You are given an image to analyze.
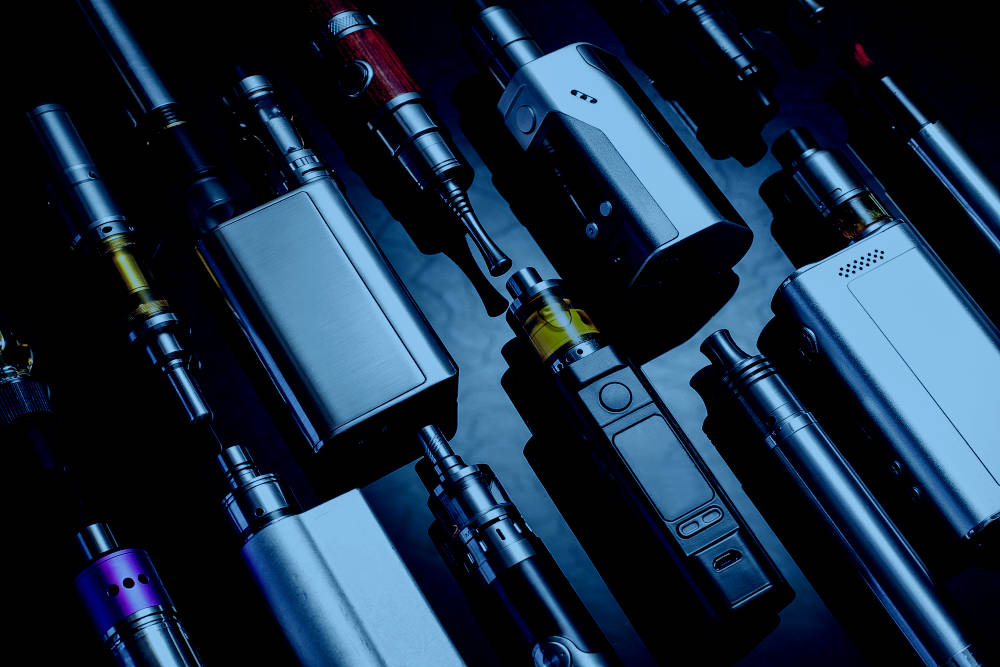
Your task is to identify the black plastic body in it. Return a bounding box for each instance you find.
[552,344,789,618]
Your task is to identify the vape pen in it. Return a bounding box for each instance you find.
[701,329,982,667]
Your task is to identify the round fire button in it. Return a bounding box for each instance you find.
[599,382,632,412]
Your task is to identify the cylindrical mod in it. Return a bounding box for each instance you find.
[218,444,466,667]
[28,104,211,424]
[701,330,982,667]
[305,0,511,276]
[77,0,235,232]
[74,523,202,667]
[849,44,1000,259]
[506,269,791,621]
[417,424,621,667]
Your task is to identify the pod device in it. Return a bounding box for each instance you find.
[31,101,465,667]
[78,0,458,489]
[304,0,511,276]
[506,268,791,620]
[768,127,1000,544]
[701,329,982,667]
[416,424,621,667]
[461,1,752,291]
[0,326,202,667]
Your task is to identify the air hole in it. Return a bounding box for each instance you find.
[496,528,506,541]
[576,348,583,354]
[107,584,119,597]
[713,550,742,571]
[102,225,112,233]
[138,574,149,585]
[254,507,264,517]
[123,577,135,589]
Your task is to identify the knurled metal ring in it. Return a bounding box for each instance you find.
[327,11,374,40]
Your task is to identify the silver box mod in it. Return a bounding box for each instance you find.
[772,220,1000,541]
[497,43,752,289]
[198,175,457,487]
[242,489,465,667]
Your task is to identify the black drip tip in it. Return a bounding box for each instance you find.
[700,329,752,373]
[772,126,819,170]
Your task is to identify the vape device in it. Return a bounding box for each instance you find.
[768,127,1000,543]
[416,425,621,667]
[78,0,458,488]
[506,268,791,620]
[304,0,511,277]
[849,43,1000,260]
[701,330,982,667]
[31,100,466,667]
[219,444,466,667]
[0,326,202,667]
[461,1,752,291]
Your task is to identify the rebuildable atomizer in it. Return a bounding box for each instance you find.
[506,268,791,621]
[768,127,1000,545]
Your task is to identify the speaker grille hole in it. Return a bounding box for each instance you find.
[837,249,886,278]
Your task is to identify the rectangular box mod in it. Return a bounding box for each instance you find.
[198,175,458,488]
[771,220,1000,542]
[242,489,465,667]
[497,43,752,290]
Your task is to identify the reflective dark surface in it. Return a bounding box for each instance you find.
[3,1,999,665]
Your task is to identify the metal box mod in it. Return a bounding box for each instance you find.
[242,489,465,667]
[198,175,458,487]
[771,219,1000,541]
[497,43,752,289]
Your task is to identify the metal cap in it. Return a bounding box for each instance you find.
[701,329,752,374]
[75,522,120,564]
[506,267,543,300]
[772,126,818,170]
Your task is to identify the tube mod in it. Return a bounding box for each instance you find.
[701,330,982,667]
[304,0,511,276]
[75,523,203,667]
[768,127,1000,543]
[1,327,201,667]
[849,43,1000,260]
[416,425,621,667]
[461,2,752,291]
[506,268,790,620]
[28,103,210,426]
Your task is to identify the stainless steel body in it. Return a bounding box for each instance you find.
[198,174,457,485]
[702,331,981,667]
[477,5,751,289]
[909,121,1000,258]
[240,488,465,667]
[772,220,1000,541]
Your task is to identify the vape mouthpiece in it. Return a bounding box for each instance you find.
[75,522,119,564]
[700,329,752,373]
[417,424,460,469]
[464,2,544,88]
[506,267,543,300]
[772,126,819,171]
[218,445,295,540]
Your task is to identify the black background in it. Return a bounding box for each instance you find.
[3,1,1000,665]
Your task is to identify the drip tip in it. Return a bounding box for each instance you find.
[700,329,752,373]
[506,267,543,300]
[439,180,511,276]
[772,126,819,170]
[75,522,119,564]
